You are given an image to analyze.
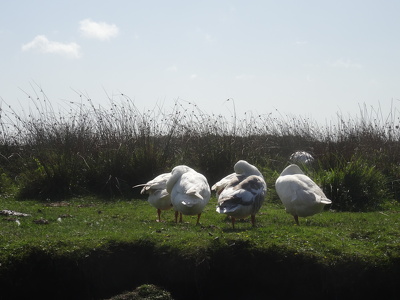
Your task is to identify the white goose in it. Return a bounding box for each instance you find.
[211,172,236,199]
[133,173,172,222]
[275,164,332,225]
[166,165,211,225]
[213,160,267,228]
[289,151,315,165]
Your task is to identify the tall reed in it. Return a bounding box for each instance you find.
[0,89,399,208]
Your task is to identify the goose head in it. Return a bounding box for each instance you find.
[234,160,263,177]
[280,164,305,176]
[166,165,194,193]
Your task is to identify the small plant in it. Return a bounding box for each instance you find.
[106,284,174,300]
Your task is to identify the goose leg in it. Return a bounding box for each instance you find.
[196,213,201,225]
[294,215,299,226]
[157,209,161,222]
[231,217,236,229]
[251,214,256,227]
[179,212,183,223]
[175,211,179,223]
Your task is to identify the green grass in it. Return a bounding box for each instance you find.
[1,194,399,269]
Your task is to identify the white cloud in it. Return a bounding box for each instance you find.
[79,19,119,40]
[328,59,362,69]
[190,74,198,79]
[21,35,81,58]
[167,65,178,72]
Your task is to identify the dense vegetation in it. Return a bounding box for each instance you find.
[1,91,399,211]
[1,90,400,299]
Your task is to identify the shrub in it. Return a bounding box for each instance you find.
[16,154,86,200]
[319,156,390,211]
[0,171,13,194]
[386,164,400,202]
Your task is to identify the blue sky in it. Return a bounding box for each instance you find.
[1,0,400,124]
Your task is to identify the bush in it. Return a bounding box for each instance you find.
[16,154,86,200]
[319,156,390,211]
[0,171,14,194]
[386,164,400,202]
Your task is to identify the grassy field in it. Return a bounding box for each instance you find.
[1,194,400,300]
[0,94,400,298]
[1,194,399,265]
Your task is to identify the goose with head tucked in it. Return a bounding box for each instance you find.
[211,172,236,199]
[133,173,172,222]
[166,165,211,225]
[213,160,267,228]
[275,164,332,225]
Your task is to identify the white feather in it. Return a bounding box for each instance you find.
[275,164,332,225]
[214,160,267,227]
[289,151,314,165]
[167,165,211,223]
[133,172,172,221]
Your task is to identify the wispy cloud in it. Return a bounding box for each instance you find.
[295,40,307,45]
[196,28,214,43]
[79,19,119,40]
[328,58,362,69]
[167,65,178,72]
[21,35,81,58]
[204,33,213,42]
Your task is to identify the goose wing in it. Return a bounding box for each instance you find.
[133,173,171,194]
[217,175,266,213]
[211,172,236,196]
[180,171,211,201]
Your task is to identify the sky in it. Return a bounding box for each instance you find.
[1,0,400,125]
